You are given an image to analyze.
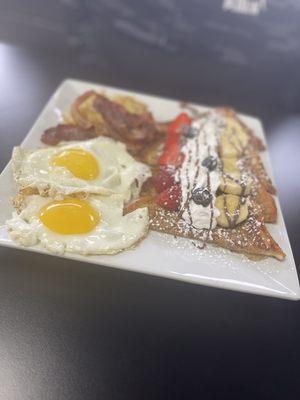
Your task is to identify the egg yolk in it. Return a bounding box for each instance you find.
[52,149,99,180]
[39,198,100,234]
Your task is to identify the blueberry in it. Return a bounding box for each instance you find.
[202,156,218,171]
[191,187,212,207]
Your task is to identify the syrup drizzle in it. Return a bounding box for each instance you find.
[166,108,257,254]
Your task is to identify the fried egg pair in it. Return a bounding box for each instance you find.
[12,137,150,202]
[7,194,148,255]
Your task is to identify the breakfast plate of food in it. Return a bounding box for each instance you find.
[0,79,298,299]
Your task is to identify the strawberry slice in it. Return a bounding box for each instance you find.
[156,184,181,211]
[153,167,175,193]
[159,112,192,166]
[158,143,180,166]
[168,112,192,135]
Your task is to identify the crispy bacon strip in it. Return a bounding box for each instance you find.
[41,124,98,145]
[93,94,158,143]
[43,92,167,152]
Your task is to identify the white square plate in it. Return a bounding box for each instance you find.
[0,79,299,300]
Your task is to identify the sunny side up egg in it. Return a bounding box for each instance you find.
[6,195,149,255]
[12,137,151,203]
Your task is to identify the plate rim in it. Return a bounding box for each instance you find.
[0,77,299,300]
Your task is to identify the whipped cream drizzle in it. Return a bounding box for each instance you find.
[176,112,226,232]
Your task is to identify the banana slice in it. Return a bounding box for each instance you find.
[215,194,248,228]
[222,157,239,174]
[220,156,252,195]
[219,118,249,157]
[219,173,252,196]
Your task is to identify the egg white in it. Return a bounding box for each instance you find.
[6,194,149,255]
[12,137,151,203]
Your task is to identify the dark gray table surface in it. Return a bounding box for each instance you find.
[0,1,300,399]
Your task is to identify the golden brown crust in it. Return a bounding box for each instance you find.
[250,185,277,223]
[234,151,277,222]
[211,204,285,260]
[243,152,276,195]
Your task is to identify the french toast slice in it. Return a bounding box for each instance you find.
[124,189,285,260]
[125,107,285,260]
[211,203,284,260]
